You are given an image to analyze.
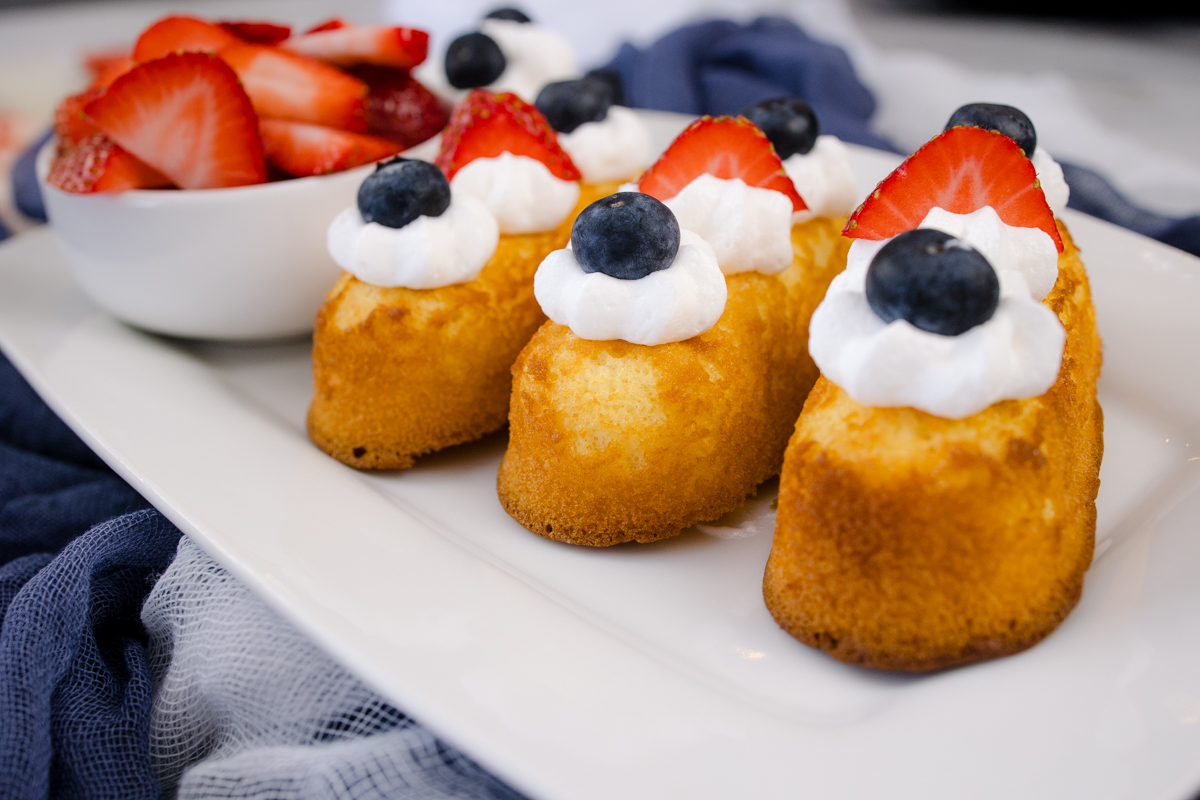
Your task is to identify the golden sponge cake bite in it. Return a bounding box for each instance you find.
[764,123,1102,672]
[498,115,853,546]
[308,91,601,469]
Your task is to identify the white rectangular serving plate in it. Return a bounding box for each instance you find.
[2,126,1200,800]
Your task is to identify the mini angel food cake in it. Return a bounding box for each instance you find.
[764,124,1102,672]
[308,91,605,469]
[498,117,853,546]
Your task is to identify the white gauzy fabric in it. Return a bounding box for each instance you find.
[141,537,526,800]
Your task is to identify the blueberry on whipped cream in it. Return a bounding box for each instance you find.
[327,157,499,290]
[865,229,999,337]
[743,96,857,222]
[572,192,679,280]
[444,32,507,89]
[484,7,532,22]
[534,193,726,345]
[946,103,1069,215]
[742,97,818,159]
[536,77,651,184]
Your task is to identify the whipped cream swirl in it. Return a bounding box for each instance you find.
[451,152,580,234]
[808,207,1066,419]
[783,135,858,223]
[660,174,794,275]
[1031,146,1069,217]
[534,230,726,345]
[480,19,578,102]
[327,194,499,289]
[558,106,652,184]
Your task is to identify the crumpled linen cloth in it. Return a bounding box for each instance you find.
[0,352,525,800]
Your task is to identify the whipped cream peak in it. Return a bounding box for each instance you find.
[480,19,578,102]
[912,205,1059,301]
[534,229,726,345]
[1031,146,1069,217]
[783,135,857,223]
[327,193,499,290]
[558,106,652,184]
[450,152,580,234]
[661,174,794,275]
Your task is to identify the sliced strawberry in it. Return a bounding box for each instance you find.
[348,65,448,148]
[47,133,173,193]
[132,16,241,63]
[217,20,292,45]
[84,52,266,190]
[219,43,368,132]
[281,25,428,70]
[55,88,105,150]
[88,55,135,89]
[638,116,805,212]
[259,119,402,176]
[435,90,579,181]
[306,18,348,34]
[844,126,1062,251]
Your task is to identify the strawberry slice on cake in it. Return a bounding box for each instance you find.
[845,125,1063,251]
[435,89,579,181]
[638,115,806,212]
[83,52,266,190]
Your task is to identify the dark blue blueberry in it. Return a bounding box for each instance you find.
[535,77,614,134]
[484,7,532,22]
[584,67,625,108]
[945,103,1037,156]
[572,193,680,281]
[444,32,506,89]
[357,158,451,229]
[741,97,819,159]
[865,229,1000,336]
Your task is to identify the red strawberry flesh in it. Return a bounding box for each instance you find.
[348,65,448,148]
[217,20,292,45]
[282,25,429,70]
[436,90,579,181]
[55,88,105,150]
[638,116,806,212]
[219,43,368,132]
[259,119,402,176]
[845,125,1062,251]
[133,16,240,63]
[83,52,266,190]
[48,133,173,193]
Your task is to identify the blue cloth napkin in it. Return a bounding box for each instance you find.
[604,15,1200,258]
[0,352,178,799]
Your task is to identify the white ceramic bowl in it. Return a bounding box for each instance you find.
[37,141,371,340]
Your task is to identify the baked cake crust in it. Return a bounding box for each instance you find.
[764,222,1103,671]
[497,216,851,545]
[307,181,619,469]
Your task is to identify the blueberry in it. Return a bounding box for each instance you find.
[444,32,506,89]
[865,229,1000,336]
[357,158,451,229]
[484,7,532,22]
[536,77,614,134]
[572,193,680,281]
[584,67,625,108]
[945,103,1036,156]
[741,97,819,159]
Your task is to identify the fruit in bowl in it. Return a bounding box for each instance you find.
[39,14,449,340]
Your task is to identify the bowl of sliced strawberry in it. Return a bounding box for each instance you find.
[38,15,449,340]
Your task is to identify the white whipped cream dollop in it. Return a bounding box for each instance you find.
[661,174,794,275]
[807,209,1066,419]
[534,230,726,345]
[558,106,652,184]
[783,135,858,223]
[1031,146,1069,217]
[327,194,499,290]
[480,19,578,102]
[450,152,580,235]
